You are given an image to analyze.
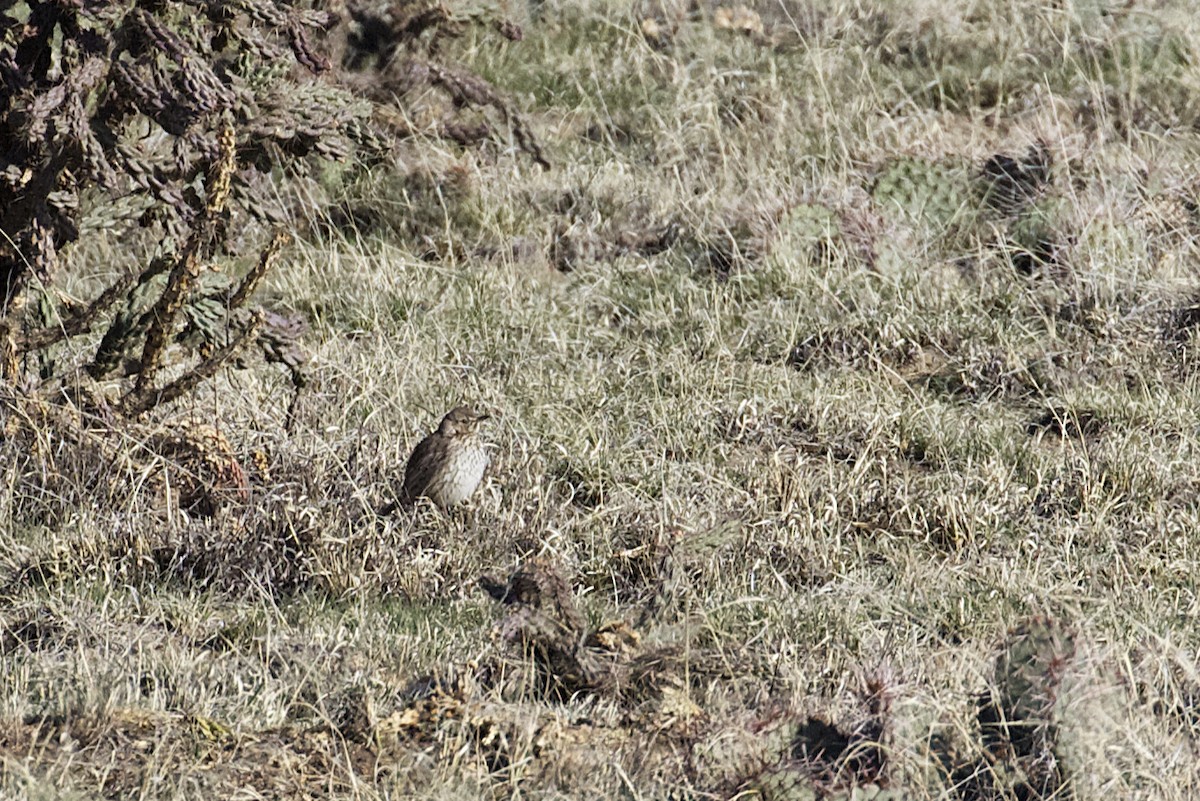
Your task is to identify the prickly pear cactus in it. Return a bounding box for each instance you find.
[983,616,1133,801]
[871,156,976,231]
[753,767,819,801]
[774,201,843,268]
[976,617,1074,795]
[991,617,1075,746]
[780,201,840,242]
[694,712,798,795]
[1007,196,1066,250]
[1001,194,1069,274]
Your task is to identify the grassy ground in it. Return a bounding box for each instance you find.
[4,0,1200,798]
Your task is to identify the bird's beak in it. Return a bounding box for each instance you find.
[476,412,492,421]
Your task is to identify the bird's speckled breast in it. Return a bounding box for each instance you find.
[430,442,489,506]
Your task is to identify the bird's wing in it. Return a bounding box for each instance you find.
[399,435,437,502]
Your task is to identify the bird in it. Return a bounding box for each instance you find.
[378,405,490,514]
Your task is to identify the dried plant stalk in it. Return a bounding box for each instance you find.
[129,242,202,401]
[0,323,17,382]
[229,230,290,310]
[86,257,173,380]
[121,313,264,418]
[206,125,238,216]
[129,124,236,402]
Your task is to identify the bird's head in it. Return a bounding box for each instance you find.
[438,405,489,437]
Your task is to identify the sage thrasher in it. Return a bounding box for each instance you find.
[379,406,490,514]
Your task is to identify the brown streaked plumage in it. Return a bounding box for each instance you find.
[379,406,490,514]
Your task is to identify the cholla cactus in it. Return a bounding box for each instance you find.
[0,1,376,412]
[2,1,544,416]
[1,2,353,302]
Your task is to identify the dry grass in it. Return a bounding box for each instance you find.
[3,0,1200,798]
